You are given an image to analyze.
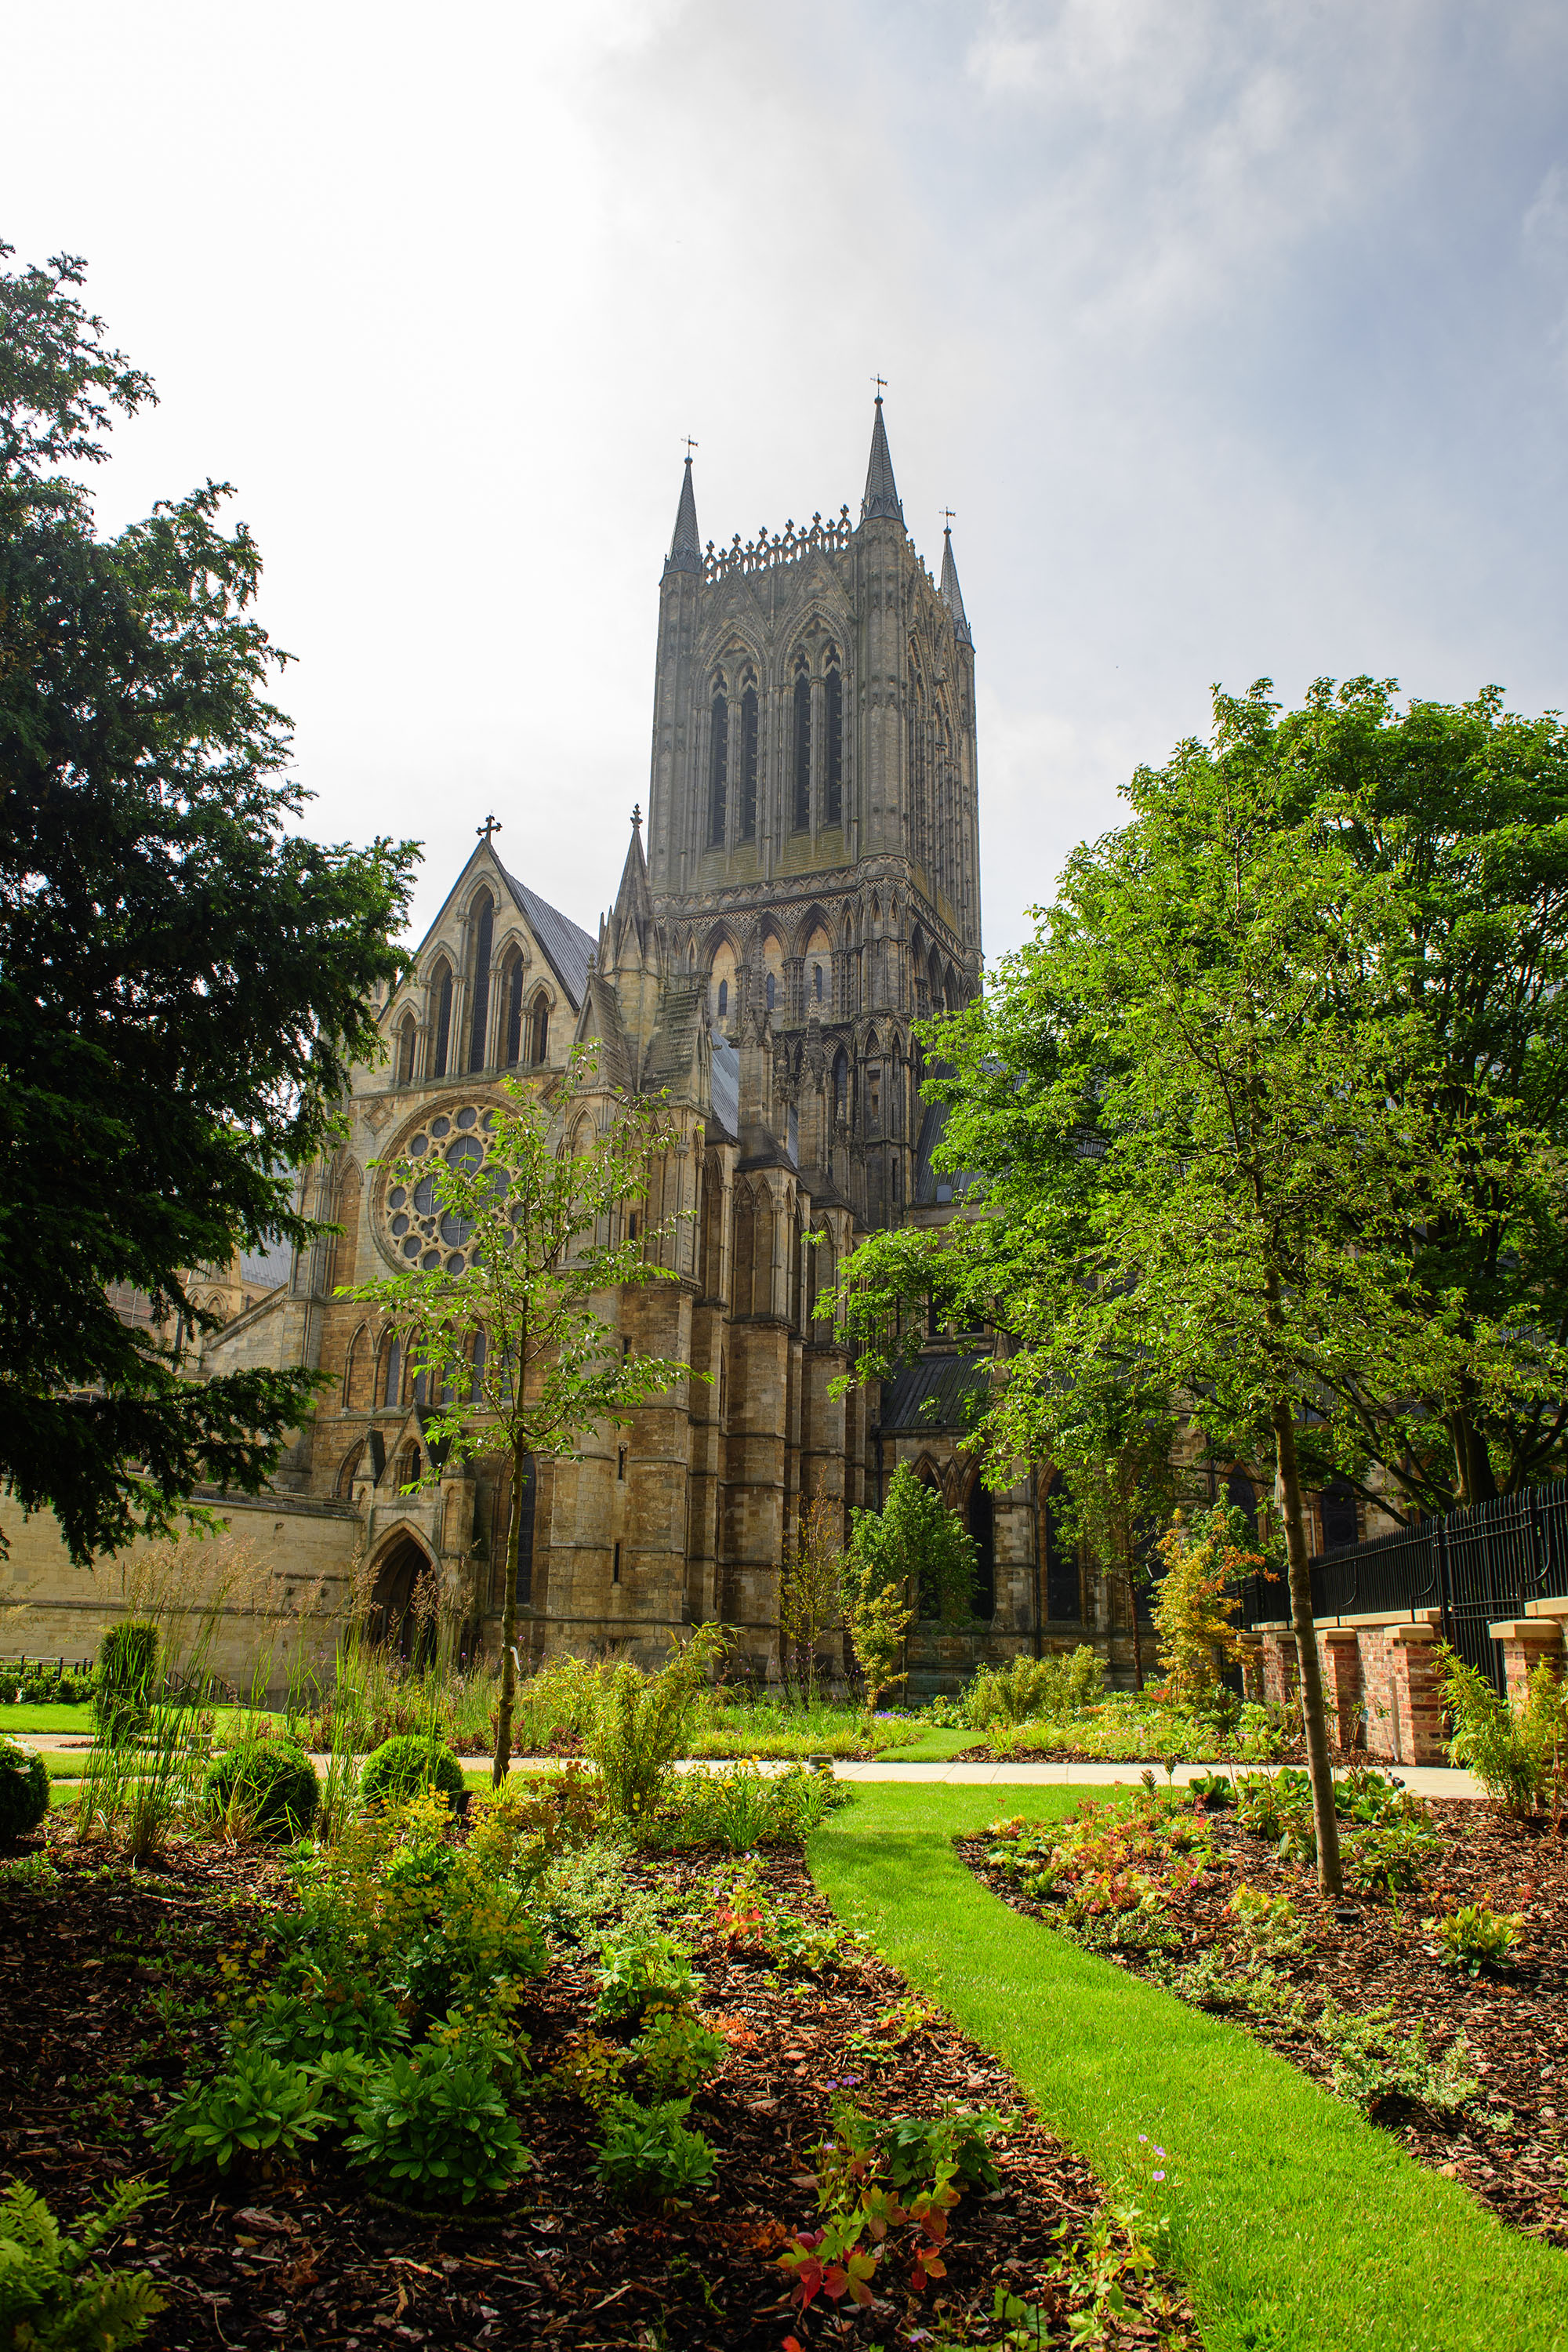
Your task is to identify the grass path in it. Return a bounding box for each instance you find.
[808,1783,1568,2352]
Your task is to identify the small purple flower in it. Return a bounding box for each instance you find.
[1155,2146,1166,2158]
[1152,2170,1166,2182]
[1138,2133,1148,2143]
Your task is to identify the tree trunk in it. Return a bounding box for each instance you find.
[1269,1394,1344,1896]
[492,1432,527,1790]
[1125,1569,1145,1690]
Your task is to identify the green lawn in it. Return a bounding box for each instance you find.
[877,1726,976,1762]
[4,1704,97,1733]
[809,1783,1568,2352]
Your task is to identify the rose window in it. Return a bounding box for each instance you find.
[383,1106,501,1275]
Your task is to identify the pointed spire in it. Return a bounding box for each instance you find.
[663,454,702,579]
[611,804,656,963]
[860,394,904,527]
[939,525,973,648]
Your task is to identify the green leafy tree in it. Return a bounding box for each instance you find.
[1045,1385,1178,1691]
[1149,1508,1258,1706]
[0,245,416,1562]
[778,1489,846,1706]
[841,1461,978,1706]
[346,1057,705,1786]
[834,681,1547,1893]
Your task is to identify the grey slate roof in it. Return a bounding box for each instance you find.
[880,1349,989,1435]
[497,862,595,1011]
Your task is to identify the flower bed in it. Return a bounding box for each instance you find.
[0,1801,1196,2350]
[961,1773,1568,2245]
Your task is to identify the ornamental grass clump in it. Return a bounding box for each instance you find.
[93,1621,160,1745]
[586,1624,726,1824]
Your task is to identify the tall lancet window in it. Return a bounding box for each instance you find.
[397,1011,416,1083]
[430,960,454,1079]
[739,674,759,839]
[503,952,524,1065]
[531,993,550,1064]
[468,891,494,1069]
[792,654,811,830]
[708,677,728,847]
[824,648,843,827]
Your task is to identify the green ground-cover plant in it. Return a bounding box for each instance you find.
[0,1739,49,1842]
[156,2045,324,2175]
[642,1759,848,1852]
[633,2009,727,2099]
[0,2176,165,2351]
[593,1930,702,2024]
[358,1733,465,1809]
[592,2093,717,2201]
[968,1690,1286,1765]
[202,1738,319,1841]
[810,1781,1568,2352]
[344,2039,529,2207]
[1425,1903,1524,1976]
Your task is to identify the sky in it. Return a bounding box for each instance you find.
[7,0,1568,963]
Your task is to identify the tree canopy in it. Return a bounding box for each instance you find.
[0,245,416,1561]
[835,677,1568,1888]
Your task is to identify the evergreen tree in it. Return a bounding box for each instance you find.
[0,245,415,1562]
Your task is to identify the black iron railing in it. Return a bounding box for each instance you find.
[1242,1482,1568,1693]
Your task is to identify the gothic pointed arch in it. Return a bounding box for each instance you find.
[962,1463,996,1621]
[366,1525,439,1657]
[396,1009,416,1083]
[427,953,455,1080]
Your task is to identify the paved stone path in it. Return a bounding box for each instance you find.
[18,1731,1483,1801]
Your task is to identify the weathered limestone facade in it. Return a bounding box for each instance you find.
[5,405,1109,1693]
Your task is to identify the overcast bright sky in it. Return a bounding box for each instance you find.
[8,1,1568,960]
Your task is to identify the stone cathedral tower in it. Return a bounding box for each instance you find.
[645,398,981,1230]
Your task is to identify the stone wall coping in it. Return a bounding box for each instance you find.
[1525,1596,1568,1621]
[1253,1606,1442,1634]
[1489,1617,1566,1643]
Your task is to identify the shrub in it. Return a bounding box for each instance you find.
[1149,1509,1254,1704]
[1189,1770,1234,1808]
[593,1932,703,2024]
[156,2045,323,2173]
[203,1740,319,1841]
[634,2009,727,2099]
[359,1733,466,1808]
[94,1623,160,1744]
[592,2094,717,2200]
[1439,1648,1566,1816]
[966,1648,1104,1730]
[830,2102,1004,2195]
[0,2177,164,2351]
[1425,1901,1524,1976]
[0,1739,49,1842]
[587,1625,727,1824]
[1225,1883,1303,1958]
[1318,2002,1478,2114]
[344,2042,529,2206]
[1341,1817,1442,1896]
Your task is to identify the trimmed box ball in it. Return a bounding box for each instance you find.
[0,1740,49,1842]
[359,1733,466,1807]
[202,1740,320,1840]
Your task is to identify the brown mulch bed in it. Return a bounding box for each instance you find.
[0,1829,1198,2351]
[960,1795,1568,2245]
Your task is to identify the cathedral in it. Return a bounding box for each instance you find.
[6,401,1116,1694]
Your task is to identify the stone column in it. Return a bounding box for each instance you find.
[1489,1617,1566,1706]
[1388,1623,1446,1765]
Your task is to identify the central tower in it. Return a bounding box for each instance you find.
[644,399,980,1229]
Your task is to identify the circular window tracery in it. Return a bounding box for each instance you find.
[381,1107,503,1276]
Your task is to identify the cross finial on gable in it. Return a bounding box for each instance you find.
[631,803,642,829]
[477,813,503,844]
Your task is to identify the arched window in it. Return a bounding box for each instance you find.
[382,1334,401,1407]
[766,972,776,1011]
[739,677,759,839]
[1321,1477,1358,1552]
[468,1327,487,1404]
[824,648,843,826]
[1043,1485,1080,1621]
[968,1482,996,1621]
[833,1049,848,1121]
[503,953,525,1065]
[1226,1468,1258,1534]
[430,961,453,1080]
[709,678,728,847]
[468,891,493,1069]
[792,655,811,829]
[397,1011,416,1083]
[717,978,728,1018]
[531,993,549,1065]
[335,1443,364,1498]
